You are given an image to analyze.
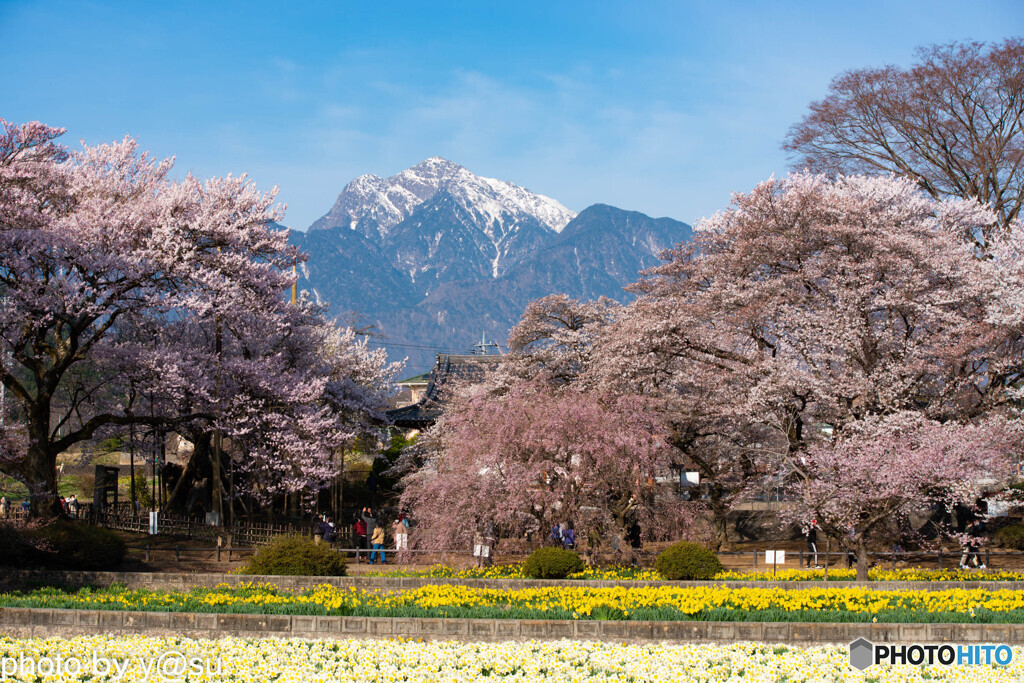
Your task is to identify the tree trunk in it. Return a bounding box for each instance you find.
[856,540,870,581]
[708,489,729,551]
[24,399,61,518]
[210,431,223,525]
[164,432,210,513]
[24,440,60,518]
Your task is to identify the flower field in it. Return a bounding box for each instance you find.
[364,564,1024,582]
[364,564,660,581]
[6,583,1024,623]
[715,568,1024,582]
[0,635,1020,682]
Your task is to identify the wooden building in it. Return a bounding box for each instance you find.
[387,353,501,430]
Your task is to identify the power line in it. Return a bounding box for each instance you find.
[365,340,466,352]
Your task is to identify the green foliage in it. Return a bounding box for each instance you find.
[0,475,28,498]
[24,521,126,570]
[382,430,416,459]
[523,547,585,579]
[243,535,348,576]
[994,523,1024,550]
[129,476,154,510]
[655,542,724,580]
[96,434,125,453]
[369,430,418,489]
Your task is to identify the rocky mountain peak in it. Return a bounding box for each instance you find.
[308,158,576,241]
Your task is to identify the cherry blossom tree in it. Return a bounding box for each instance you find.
[151,299,399,518]
[0,119,397,516]
[784,412,1014,580]
[399,380,701,552]
[500,294,619,387]
[594,172,1008,549]
[220,310,399,505]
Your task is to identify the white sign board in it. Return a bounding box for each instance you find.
[765,550,785,565]
[148,511,159,535]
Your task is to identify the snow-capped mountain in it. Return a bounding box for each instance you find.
[293,160,692,371]
[310,156,575,239]
[307,158,578,296]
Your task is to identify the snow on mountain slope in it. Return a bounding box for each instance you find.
[308,157,576,242]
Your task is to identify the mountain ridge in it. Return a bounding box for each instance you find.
[292,160,691,371]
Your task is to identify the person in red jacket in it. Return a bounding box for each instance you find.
[354,517,367,560]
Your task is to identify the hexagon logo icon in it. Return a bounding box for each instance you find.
[849,638,874,671]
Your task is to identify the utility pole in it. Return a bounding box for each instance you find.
[151,432,157,516]
[0,354,5,427]
[210,245,226,526]
[149,392,158,516]
[129,422,136,516]
[227,445,233,527]
[471,333,500,355]
[291,264,298,305]
[288,262,298,520]
[212,312,224,526]
[0,295,8,428]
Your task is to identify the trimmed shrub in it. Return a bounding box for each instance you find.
[24,520,126,570]
[523,547,585,579]
[655,542,723,580]
[994,523,1024,550]
[243,535,347,576]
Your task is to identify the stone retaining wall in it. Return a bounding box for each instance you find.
[3,569,1022,593]
[1,607,1021,645]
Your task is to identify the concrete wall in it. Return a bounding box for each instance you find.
[1,606,1021,644]
[3,569,1023,593]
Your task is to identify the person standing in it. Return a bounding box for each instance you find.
[68,494,79,519]
[845,527,856,569]
[370,523,387,564]
[361,507,377,551]
[960,520,986,569]
[393,514,410,564]
[561,522,576,551]
[322,515,337,543]
[484,520,497,566]
[805,521,820,569]
[473,525,489,568]
[354,517,367,559]
[0,496,8,519]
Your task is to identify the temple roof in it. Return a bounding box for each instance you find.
[387,353,502,429]
[396,372,431,385]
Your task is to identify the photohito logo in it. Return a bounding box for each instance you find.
[849,638,1013,670]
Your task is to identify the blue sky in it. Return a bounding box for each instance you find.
[2,1,1021,230]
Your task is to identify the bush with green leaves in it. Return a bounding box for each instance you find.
[655,541,723,580]
[523,547,585,579]
[129,477,154,510]
[243,535,347,576]
[24,520,126,570]
[994,523,1024,550]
